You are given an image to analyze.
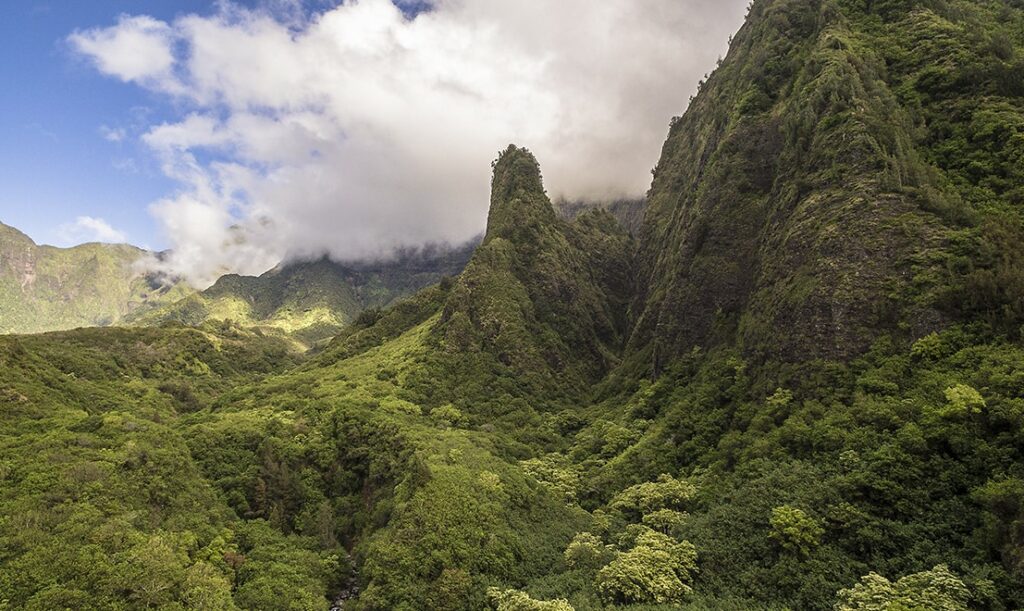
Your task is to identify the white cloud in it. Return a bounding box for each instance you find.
[70,0,748,287]
[69,15,180,87]
[112,157,140,174]
[57,216,128,245]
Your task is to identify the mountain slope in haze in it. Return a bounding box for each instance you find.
[0,222,191,334]
[0,215,477,346]
[556,198,647,236]
[132,242,478,348]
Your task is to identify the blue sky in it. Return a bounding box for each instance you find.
[0,1,221,248]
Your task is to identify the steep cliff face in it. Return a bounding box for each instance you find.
[629,0,1023,368]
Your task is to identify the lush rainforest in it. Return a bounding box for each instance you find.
[2,0,1024,609]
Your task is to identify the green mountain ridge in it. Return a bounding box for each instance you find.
[555,199,647,237]
[614,0,1024,369]
[130,243,478,349]
[0,220,478,346]
[439,146,635,392]
[2,0,1024,609]
[0,222,191,334]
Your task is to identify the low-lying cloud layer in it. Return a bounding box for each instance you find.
[70,0,747,287]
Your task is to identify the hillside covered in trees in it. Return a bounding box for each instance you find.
[2,0,1023,609]
[0,219,477,348]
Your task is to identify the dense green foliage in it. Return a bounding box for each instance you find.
[633,0,1024,366]
[0,222,191,334]
[835,564,971,610]
[131,245,476,350]
[3,0,1024,609]
[0,325,342,610]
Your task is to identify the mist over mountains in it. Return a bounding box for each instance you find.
[0,221,189,334]
[0,220,480,342]
[1,195,644,340]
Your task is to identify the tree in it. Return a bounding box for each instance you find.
[642,508,688,536]
[487,588,575,611]
[431,404,467,427]
[181,563,237,610]
[942,384,986,418]
[563,532,611,570]
[769,505,824,557]
[835,564,970,610]
[609,474,694,521]
[596,528,697,605]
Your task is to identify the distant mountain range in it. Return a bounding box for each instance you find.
[129,243,479,348]
[4,208,661,347]
[0,222,190,334]
[0,220,481,347]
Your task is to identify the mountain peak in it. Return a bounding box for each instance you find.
[0,222,36,248]
[484,145,557,242]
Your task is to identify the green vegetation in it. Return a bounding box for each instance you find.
[130,246,476,350]
[555,199,647,237]
[835,564,971,610]
[0,221,474,348]
[0,222,192,334]
[3,0,1024,609]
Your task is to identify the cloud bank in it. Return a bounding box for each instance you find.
[70,0,748,287]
